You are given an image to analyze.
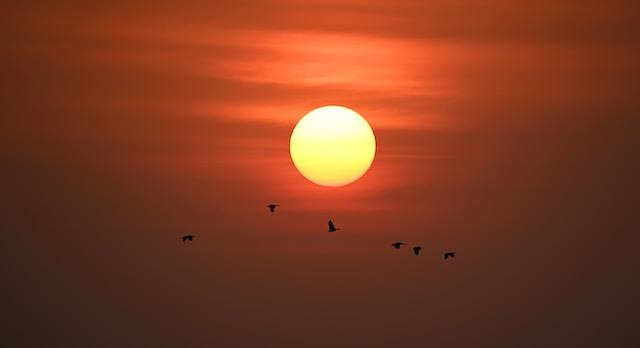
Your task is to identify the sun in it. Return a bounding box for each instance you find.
[290,106,376,187]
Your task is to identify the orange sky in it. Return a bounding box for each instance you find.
[2,1,639,347]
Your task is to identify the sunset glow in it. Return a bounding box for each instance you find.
[4,1,637,346]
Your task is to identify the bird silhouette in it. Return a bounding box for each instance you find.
[182,235,194,242]
[413,246,423,255]
[392,242,406,249]
[444,252,455,260]
[328,220,340,232]
[267,204,279,213]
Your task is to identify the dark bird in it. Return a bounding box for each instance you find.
[413,246,423,255]
[267,204,279,213]
[444,252,455,260]
[391,242,406,249]
[182,235,194,242]
[328,220,340,232]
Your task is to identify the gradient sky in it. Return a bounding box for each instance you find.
[2,1,639,347]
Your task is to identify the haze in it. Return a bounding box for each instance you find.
[2,1,639,347]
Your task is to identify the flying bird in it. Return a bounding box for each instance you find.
[328,220,340,232]
[391,242,406,249]
[182,235,194,242]
[444,252,455,260]
[413,246,423,255]
[267,204,279,213]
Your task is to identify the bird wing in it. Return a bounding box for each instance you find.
[328,220,335,230]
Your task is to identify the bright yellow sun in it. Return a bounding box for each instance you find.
[290,106,376,187]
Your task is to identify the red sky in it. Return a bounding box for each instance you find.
[2,1,639,347]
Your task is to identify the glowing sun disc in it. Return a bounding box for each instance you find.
[290,106,376,187]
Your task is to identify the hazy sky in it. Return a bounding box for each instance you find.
[2,1,639,347]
